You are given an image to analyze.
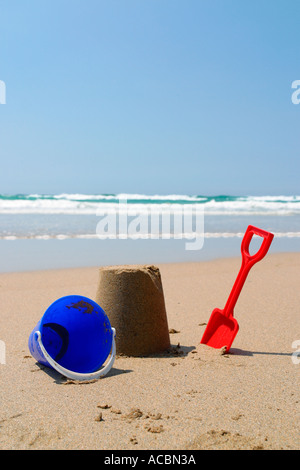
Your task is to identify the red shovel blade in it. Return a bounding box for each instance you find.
[201,308,239,352]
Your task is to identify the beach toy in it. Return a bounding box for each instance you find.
[28,295,116,381]
[201,225,274,352]
[95,265,170,356]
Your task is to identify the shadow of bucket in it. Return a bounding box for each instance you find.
[28,295,116,381]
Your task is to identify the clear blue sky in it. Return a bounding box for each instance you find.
[0,0,299,196]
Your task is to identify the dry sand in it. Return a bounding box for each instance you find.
[0,252,299,450]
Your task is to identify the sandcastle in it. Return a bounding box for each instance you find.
[95,264,170,356]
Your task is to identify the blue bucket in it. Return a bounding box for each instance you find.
[28,295,116,381]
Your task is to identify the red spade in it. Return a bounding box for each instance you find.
[200,225,274,352]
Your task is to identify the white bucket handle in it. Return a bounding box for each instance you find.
[35,328,116,381]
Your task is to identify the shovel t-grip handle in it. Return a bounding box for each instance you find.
[223,225,274,317]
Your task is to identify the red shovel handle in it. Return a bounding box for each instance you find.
[223,225,274,317]
[241,225,274,267]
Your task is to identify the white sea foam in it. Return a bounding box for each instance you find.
[0,194,300,215]
[1,232,300,241]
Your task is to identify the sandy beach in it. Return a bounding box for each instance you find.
[0,252,299,450]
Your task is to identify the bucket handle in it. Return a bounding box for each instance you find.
[34,328,116,381]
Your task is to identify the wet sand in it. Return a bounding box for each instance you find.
[0,252,299,450]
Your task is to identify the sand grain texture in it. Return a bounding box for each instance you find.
[0,253,299,450]
[95,264,170,356]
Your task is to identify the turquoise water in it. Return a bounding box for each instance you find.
[0,193,299,272]
[0,193,300,238]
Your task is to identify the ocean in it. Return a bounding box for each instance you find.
[0,193,299,272]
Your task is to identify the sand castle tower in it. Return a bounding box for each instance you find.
[95,265,170,356]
